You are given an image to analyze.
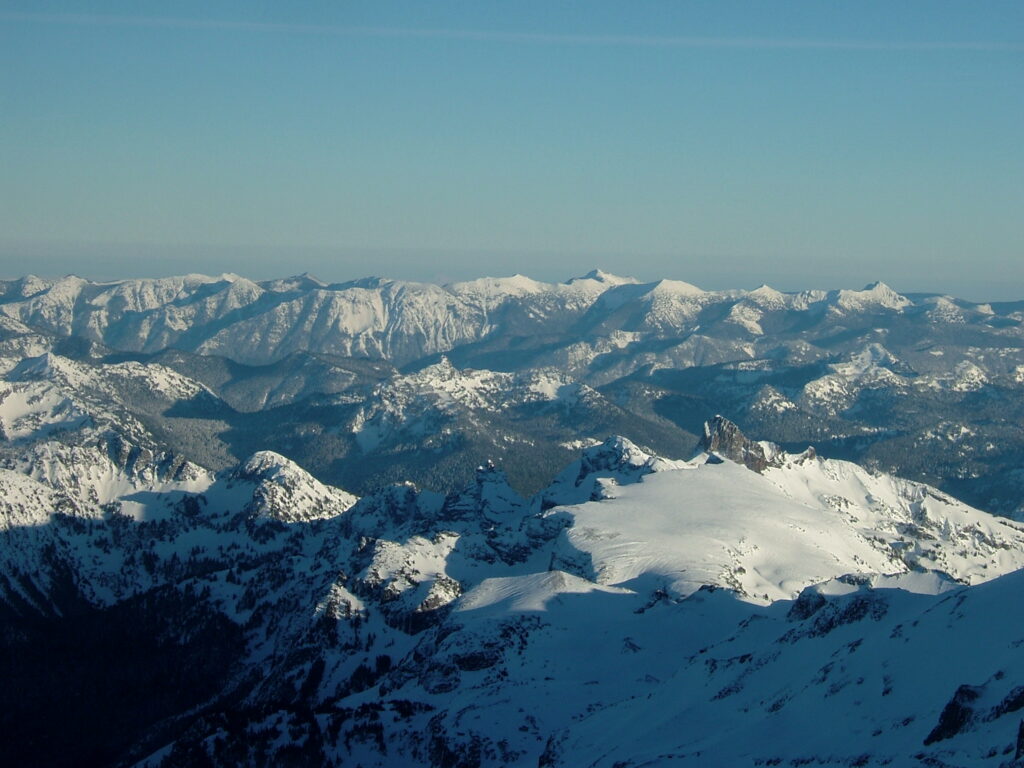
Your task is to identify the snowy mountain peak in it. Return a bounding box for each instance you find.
[743,283,789,311]
[237,449,309,482]
[649,277,706,296]
[832,281,913,312]
[260,272,328,293]
[472,458,517,496]
[568,268,637,285]
[5,274,51,299]
[441,459,526,522]
[447,273,548,297]
[236,451,357,522]
[9,351,63,380]
[862,280,892,292]
[542,436,670,507]
[583,434,654,471]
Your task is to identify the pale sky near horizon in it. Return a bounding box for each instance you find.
[1,2,1022,300]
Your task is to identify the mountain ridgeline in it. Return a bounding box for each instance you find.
[1,270,1022,514]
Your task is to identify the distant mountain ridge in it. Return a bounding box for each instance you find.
[2,270,1022,515]
[2,271,991,367]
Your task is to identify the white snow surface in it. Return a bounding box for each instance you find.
[551,447,1024,602]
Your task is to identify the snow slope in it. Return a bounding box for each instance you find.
[549,440,1024,603]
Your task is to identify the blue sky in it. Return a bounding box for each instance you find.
[1,2,1022,299]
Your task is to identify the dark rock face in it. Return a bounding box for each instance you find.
[996,686,1024,718]
[701,415,779,474]
[786,589,827,622]
[924,684,983,745]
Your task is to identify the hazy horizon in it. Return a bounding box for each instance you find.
[2,1,1022,302]
[2,249,1015,303]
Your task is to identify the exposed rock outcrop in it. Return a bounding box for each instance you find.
[701,415,781,473]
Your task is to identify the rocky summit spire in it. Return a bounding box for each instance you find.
[701,415,778,474]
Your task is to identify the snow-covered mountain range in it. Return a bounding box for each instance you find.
[2,271,1024,766]
[1,271,1014,371]
[1,271,1022,514]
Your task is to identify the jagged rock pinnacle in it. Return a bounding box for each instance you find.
[701,415,775,474]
